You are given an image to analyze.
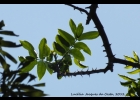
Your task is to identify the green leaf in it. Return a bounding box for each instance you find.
[38,38,47,59]
[0,40,21,48]
[25,56,36,61]
[20,60,37,73]
[118,74,136,81]
[69,19,76,37]
[125,93,129,97]
[44,44,51,57]
[57,74,63,80]
[28,74,36,83]
[28,90,46,97]
[70,48,85,61]
[18,56,25,62]
[120,81,132,87]
[0,55,8,71]
[132,81,137,88]
[74,58,88,68]
[127,69,140,74]
[128,88,137,97]
[78,31,99,41]
[37,60,47,80]
[13,73,29,84]
[29,50,37,58]
[0,50,17,64]
[124,65,133,69]
[18,61,31,69]
[18,85,48,97]
[0,20,5,30]
[55,35,70,51]
[33,83,45,87]
[53,42,66,56]
[124,55,136,63]
[20,40,34,52]
[74,42,91,55]
[58,29,75,45]
[47,51,53,62]
[44,62,53,75]
[133,51,139,62]
[75,23,83,38]
[63,54,72,65]
[18,84,35,92]
[0,31,19,36]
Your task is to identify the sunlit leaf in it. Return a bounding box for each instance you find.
[38,38,47,59]
[53,42,66,56]
[33,83,45,87]
[20,40,34,52]
[133,51,139,62]
[120,81,132,87]
[127,69,140,74]
[55,35,70,51]
[118,74,136,81]
[78,31,99,41]
[74,58,88,68]
[124,65,133,69]
[0,31,19,36]
[132,81,137,88]
[58,29,75,45]
[44,61,53,75]
[0,50,17,64]
[75,23,83,38]
[124,55,136,63]
[29,50,37,58]
[18,56,25,62]
[69,19,76,37]
[70,48,84,61]
[20,60,37,73]
[44,44,51,57]
[74,42,91,55]
[37,60,47,80]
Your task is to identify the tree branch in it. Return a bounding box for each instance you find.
[65,4,88,15]
[63,4,140,77]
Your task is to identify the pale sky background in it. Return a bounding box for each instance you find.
[0,4,140,97]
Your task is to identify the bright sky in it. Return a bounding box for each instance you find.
[0,4,140,97]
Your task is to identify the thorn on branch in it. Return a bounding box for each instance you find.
[65,4,88,15]
[103,50,106,52]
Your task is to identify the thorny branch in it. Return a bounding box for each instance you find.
[54,4,140,78]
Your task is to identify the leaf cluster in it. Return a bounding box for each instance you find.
[19,19,99,80]
[118,51,140,97]
[0,20,47,97]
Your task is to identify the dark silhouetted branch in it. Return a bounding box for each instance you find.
[63,4,140,77]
